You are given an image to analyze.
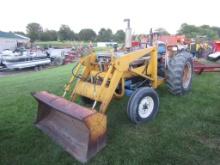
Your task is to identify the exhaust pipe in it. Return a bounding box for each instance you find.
[124,18,132,49]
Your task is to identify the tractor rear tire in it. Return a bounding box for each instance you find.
[127,87,159,124]
[166,51,193,95]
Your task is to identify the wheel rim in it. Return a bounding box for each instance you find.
[182,62,192,89]
[138,96,154,118]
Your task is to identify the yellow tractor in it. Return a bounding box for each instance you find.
[32,20,193,163]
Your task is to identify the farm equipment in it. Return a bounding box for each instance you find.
[0,50,50,71]
[63,46,93,64]
[208,41,220,61]
[193,60,220,74]
[32,20,193,163]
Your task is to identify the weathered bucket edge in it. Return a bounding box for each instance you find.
[31,91,95,120]
[31,91,107,163]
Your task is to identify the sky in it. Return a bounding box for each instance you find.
[0,0,219,34]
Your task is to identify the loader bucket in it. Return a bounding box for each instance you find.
[32,91,107,163]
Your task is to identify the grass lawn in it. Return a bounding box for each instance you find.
[35,41,94,49]
[0,64,220,165]
[34,41,122,51]
[35,41,81,48]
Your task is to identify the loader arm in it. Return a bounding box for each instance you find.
[71,47,158,114]
[114,47,159,88]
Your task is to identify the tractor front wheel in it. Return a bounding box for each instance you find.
[127,87,159,124]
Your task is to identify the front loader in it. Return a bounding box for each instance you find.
[32,20,193,163]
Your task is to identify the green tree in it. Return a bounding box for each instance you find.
[58,25,75,41]
[97,28,113,42]
[178,23,198,38]
[154,28,170,35]
[201,28,218,39]
[114,30,125,42]
[40,30,57,41]
[26,23,43,42]
[211,26,220,38]
[178,23,218,39]
[78,29,96,41]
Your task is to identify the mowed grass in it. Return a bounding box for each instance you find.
[0,64,220,165]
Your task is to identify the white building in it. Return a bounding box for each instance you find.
[0,31,30,52]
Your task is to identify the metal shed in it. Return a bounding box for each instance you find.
[0,31,30,52]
